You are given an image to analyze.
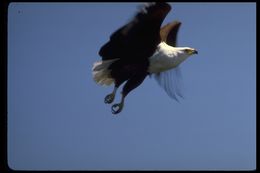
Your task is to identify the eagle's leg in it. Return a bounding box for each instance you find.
[111,73,147,114]
[104,78,126,104]
[111,94,125,114]
[104,86,117,104]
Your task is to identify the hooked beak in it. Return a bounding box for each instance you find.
[193,49,198,54]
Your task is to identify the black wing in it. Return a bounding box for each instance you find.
[160,20,181,47]
[99,2,171,61]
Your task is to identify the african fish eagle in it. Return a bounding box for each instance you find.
[92,2,198,114]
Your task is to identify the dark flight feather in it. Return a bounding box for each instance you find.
[160,21,181,47]
[99,2,171,61]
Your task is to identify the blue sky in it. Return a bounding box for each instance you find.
[8,3,256,170]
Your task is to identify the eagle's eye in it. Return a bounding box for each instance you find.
[184,49,190,53]
[184,49,193,55]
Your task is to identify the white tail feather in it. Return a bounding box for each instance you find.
[92,59,119,86]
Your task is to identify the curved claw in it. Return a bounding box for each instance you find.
[111,103,124,114]
[104,93,115,104]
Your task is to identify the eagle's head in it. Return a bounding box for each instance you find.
[168,47,198,68]
[174,47,198,56]
[148,43,198,73]
[183,47,198,55]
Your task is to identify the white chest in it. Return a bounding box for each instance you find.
[148,42,189,73]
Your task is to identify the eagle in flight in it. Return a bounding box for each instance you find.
[92,2,198,114]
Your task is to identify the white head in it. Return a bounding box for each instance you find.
[170,47,198,67]
[148,43,198,73]
[172,47,198,56]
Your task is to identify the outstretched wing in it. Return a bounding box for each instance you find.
[153,66,184,101]
[154,21,183,101]
[99,2,171,61]
[160,20,181,47]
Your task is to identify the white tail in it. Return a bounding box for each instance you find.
[92,59,119,86]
